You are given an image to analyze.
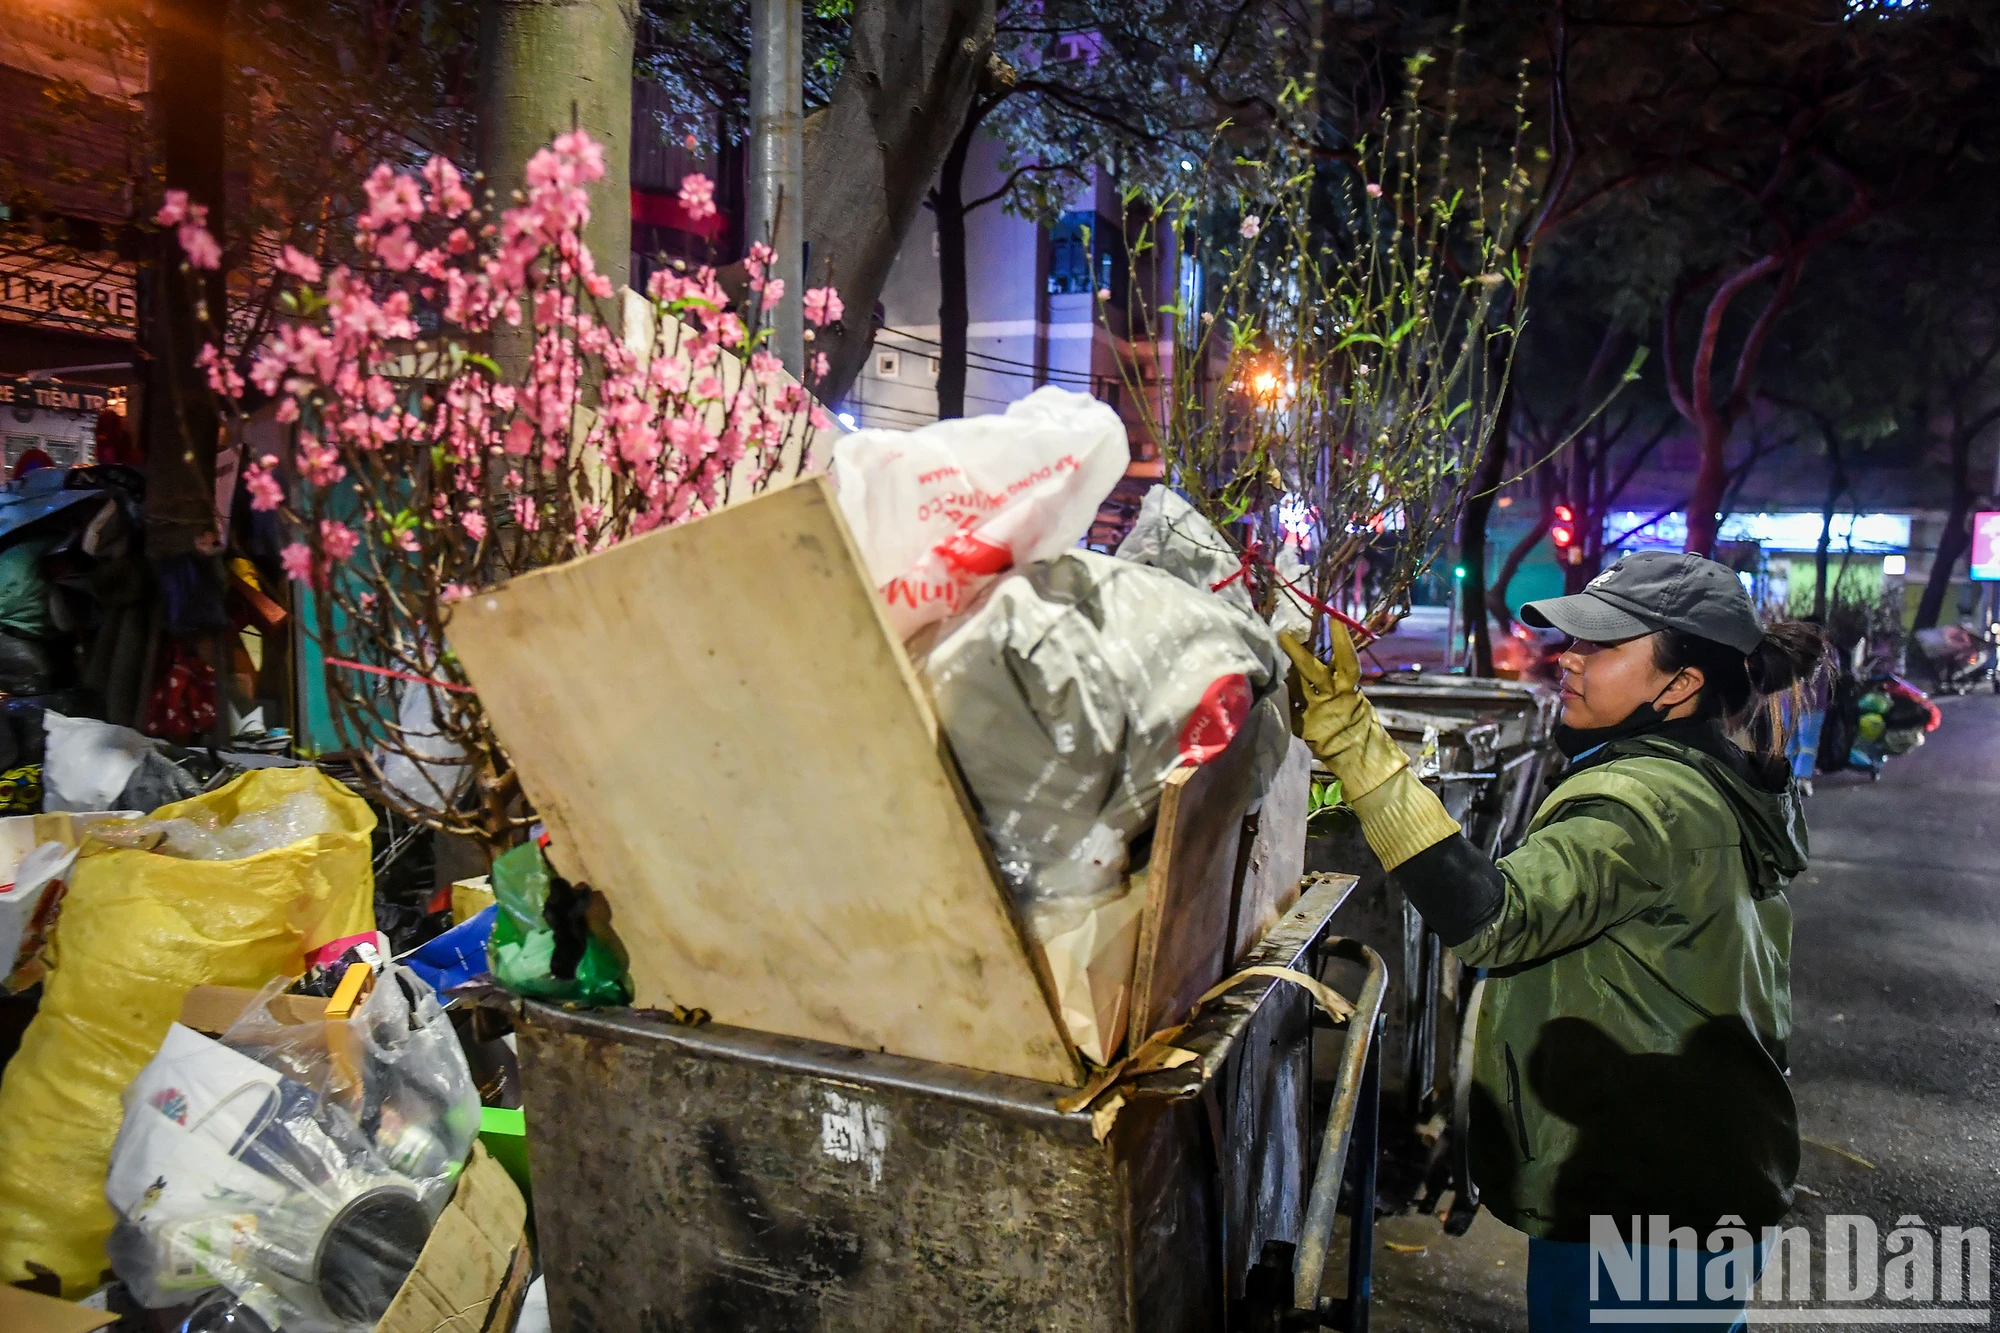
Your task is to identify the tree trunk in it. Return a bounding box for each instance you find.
[1813,433,1846,622]
[1684,416,1730,558]
[144,0,228,560]
[933,116,977,419]
[1914,429,1974,631]
[804,0,997,403]
[1460,362,1515,677]
[482,0,634,295]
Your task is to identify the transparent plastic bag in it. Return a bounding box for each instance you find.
[104,965,479,1331]
[218,965,481,1210]
[91,789,348,861]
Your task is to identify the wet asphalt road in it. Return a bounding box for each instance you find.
[1789,692,2000,1233]
[1367,691,2000,1330]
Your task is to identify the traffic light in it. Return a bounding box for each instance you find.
[1550,502,1582,565]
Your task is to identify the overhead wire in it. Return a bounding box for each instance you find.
[872,324,1102,386]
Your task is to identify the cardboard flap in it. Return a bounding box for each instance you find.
[0,1287,118,1333]
[450,478,1081,1086]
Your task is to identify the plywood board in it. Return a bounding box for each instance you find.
[1230,736,1312,965]
[1127,722,1261,1052]
[448,477,1080,1086]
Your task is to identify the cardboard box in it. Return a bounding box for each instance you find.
[0,1286,117,1333]
[178,983,330,1034]
[376,1141,531,1333]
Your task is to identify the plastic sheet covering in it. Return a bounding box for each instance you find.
[43,710,156,812]
[104,966,479,1332]
[0,767,375,1294]
[0,537,58,640]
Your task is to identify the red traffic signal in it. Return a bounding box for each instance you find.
[1551,501,1577,550]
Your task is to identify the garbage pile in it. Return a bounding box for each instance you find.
[0,464,148,718]
[832,388,1295,1058]
[0,763,528,1332]
[835,389,1289,916]
[1819,667,1940,777]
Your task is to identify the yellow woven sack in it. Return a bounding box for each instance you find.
[0,766,375,1293]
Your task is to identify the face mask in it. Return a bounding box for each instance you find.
[1553,672,1687,760]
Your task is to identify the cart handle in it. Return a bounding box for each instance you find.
[1294,936,1389,1314]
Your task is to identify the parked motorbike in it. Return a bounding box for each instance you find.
[1912,623,1999,696]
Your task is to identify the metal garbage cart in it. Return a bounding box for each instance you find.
[512,876,1387,1333]
[1302,672,1560,1229]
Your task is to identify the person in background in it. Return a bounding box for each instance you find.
[93,410,141,469]
[9,448,53,481]
[1282,551,1827,1333]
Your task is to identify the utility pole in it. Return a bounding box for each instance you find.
[749,0,803,375]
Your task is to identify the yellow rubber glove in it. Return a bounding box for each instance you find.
[1278,627,1461,869]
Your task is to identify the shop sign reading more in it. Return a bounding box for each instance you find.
[0,249,138,342]
[0,376,116,418]
[1971,512,2000,582]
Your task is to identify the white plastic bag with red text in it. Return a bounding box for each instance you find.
[829,386,1129,638]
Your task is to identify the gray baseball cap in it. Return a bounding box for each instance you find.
[1520,550,1764,654]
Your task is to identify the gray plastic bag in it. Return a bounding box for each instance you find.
[922,548,1284,916]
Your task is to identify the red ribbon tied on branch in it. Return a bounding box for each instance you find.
[1208,542,1380,646]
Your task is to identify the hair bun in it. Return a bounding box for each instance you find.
[1748,621,1831,694]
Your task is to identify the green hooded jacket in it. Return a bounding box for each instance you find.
[1452,721,1809,1242]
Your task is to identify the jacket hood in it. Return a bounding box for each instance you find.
[1579,722,1810,898]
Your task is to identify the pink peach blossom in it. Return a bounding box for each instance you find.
[280,542,315,585]
[276,245,322,282]
[803,286,843,327]
[679,173,717,222]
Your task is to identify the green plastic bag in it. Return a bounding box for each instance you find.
[489,841,630,1006]
[0,538,58,639]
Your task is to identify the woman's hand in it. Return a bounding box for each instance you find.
[1277,625,1409,801]
[1278,625,1462,870]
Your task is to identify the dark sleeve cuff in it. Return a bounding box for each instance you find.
[1388,832,1506,948]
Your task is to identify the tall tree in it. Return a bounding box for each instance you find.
[927,3,1226,418]
[1500,304,1671,616]
[1544,0,2000,556]
[645,0,1005,402]
[145,0,229,559]
[1910,291,2000,630]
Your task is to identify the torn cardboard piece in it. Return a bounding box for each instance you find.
[1030,874,1146,1066]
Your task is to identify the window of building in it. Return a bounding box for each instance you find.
[875,350,901,379]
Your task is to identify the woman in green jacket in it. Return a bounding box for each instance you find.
[1281,550,1826,1333]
